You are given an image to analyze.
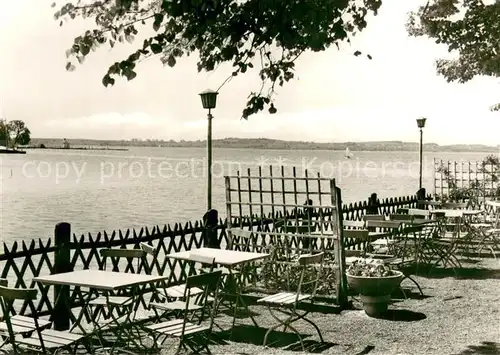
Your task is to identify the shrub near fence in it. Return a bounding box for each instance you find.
[0,192,426,327]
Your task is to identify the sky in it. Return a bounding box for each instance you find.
[0,0,499,145]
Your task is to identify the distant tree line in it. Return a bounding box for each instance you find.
[28,137,499,152]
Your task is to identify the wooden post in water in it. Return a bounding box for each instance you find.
[203,209,220,249]
[53,222,72,331]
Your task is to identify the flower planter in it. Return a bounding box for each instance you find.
[346,261,403,317]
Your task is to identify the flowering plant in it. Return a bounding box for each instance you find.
[346,258,395,277]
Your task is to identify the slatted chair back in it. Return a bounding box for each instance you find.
[342,229,369,241]
[389,214,413,221]
[418,200,441,210]
[342,220,365,229]
[140,242,156,256]
[100,248,150,274]
[0,286,43,353]
[227,228,255,252]
[296,252,325,300]
[182,270,223,336]
[363,215,385,222]
[342,230,370,253]
[441,202,467,210]
[408,209,430,219]
[365,220,402,230]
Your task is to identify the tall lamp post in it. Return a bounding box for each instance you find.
[199,89,219,210]
[416,117,427,191]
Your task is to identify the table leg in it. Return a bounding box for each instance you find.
[225,268,259,339]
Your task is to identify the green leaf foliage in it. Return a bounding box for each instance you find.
[407,0,500,111]
[53,0,381,119]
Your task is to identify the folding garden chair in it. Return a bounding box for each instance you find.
[226,228,266,291]
[387,224,439,296]
[257,252,325,351]
[0,278,51,349]
[427,215,463,274]
[145,270,223,355]
[365,220,402,255]
[140,242,216,300]
[88,248,149,322]
[147,255,216,319]
[0,284,85,354]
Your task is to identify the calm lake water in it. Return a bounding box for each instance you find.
[0,147,492,242]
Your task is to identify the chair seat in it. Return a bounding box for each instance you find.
[201,266,239,275]
[88,295,131,306]
[150,300,203,312]
[146,318,209,337]
[14,329,84,349]
[257,292,311,305]
[164,284,203,298]
[0,315,51,334]
[386,257,416,266]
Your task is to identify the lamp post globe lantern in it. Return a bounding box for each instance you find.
[199,89,218,110]
[416,117,427,191]
[416,118,426,129]
[199,89,219,211]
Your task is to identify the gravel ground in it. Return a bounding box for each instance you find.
[3,259,500,355]
[156,258,500,355]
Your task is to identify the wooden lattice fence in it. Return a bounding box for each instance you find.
[0,190,426,323]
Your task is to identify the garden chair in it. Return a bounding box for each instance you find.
[387,224,439,296]
[365,220,402,254]
[140,242,216,302]
[0,284,85,354]
[226,228,263,291]
[88,248,150,322]
[147,255,216,321]
[427,215,463,274]
[0,278,51,349]
[145,270,223,355]
[257,252,325,351]
[462,221,498,259]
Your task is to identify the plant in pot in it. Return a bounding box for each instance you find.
[346,259,403,317]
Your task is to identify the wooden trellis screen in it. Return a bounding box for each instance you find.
[224,165,348,306]
[434,158,499,202]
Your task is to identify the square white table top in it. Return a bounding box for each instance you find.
[33,270,169,291]
[166,248,270,267]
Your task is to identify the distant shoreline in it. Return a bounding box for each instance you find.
[24,146,129,151]
[27,138,499,153]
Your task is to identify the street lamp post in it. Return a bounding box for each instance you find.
[416,117,427,191]
[199,89,219,211]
